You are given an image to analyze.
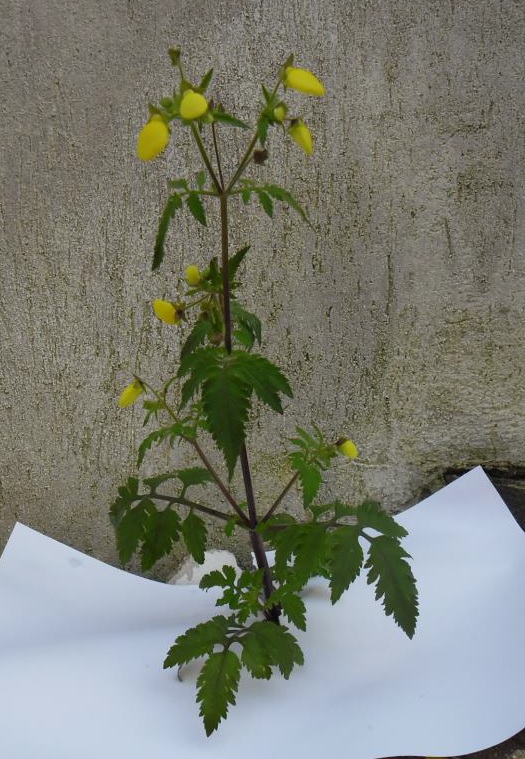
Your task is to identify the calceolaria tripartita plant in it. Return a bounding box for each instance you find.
[111,49,419,736]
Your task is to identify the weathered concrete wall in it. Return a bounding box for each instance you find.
[1,0,524,573]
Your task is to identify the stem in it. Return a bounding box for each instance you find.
[219,174,279,623]
[190,439,251,527]
[262,471,299,522]
[190,123,222,193]
[211,122,225,190]
[225,131,259,193]
[148,493,235,524]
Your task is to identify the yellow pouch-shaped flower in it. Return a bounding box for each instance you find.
[118,379,144,408]
[289,119,313,155]
[153,299,182,324]
[337,439,359,459]
[180,90,208,120]
[137,115,170,161]
[284,66,326,96]
[185,265,202,286]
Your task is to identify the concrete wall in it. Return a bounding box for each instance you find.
[1,0,524,574]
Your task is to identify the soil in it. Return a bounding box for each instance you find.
[388,469,525,759]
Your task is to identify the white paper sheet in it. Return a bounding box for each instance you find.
[1,467,523,758]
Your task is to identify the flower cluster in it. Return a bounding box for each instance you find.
[135,56,325,161]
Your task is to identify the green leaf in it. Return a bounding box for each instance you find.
[182,511,207,564]
[110,476,139,526]
[327,526,364,603]
[289,453,323,507]
[197,650,242,736]
[195,170,206,190]
[200,357,251,478]
[168,48,181,67]
[168,178,189,190]
[199,68,214,93]
[357,500,408,539]
[115,498,155,565]
[263,184,311,226]
[364,535,419,638]
[268,589,307,631]
[241,189,251,204]
[137,423,186,467]
[211,110,250,129]
[140,507,182,570]
[240,629,273,679]
[228,245,250,280]
[256,190,273,218]
[257,115,270,146]
[199,568,232,590]
[231,301,262,345]
[176,466,215,491]
[186,192,207,226]
[164,615,231,667]
[153,192,183,270]
[180,319,214,361]
[232,352,292,413]
[243,621,303,679]
[271,522,327,589]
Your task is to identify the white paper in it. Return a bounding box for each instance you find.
[0,467,523,758]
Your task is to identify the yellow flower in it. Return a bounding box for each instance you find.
[289,119,313,155]
[180,90,208,120]
[284,66,326,96]
[185,265,201,286]
[118,379,144,408]
[273,103,287,123]
[152,299,183,324]
[136,115,170,161]
[337,439,359,460]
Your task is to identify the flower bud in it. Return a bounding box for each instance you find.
[273,103,287,122]
[289,119,313,155]
[284,66,326,96]
[337,438,359,460]
[118,379,144,408]
[185,265,201,287]
[180,90,208,120]
[136,115,170,161]
[152,299,183,324]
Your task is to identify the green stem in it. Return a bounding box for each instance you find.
[190,123,222,193]
[146,493,234,524]
[262,470,299,522]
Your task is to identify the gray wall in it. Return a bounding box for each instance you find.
[1,0,524,573]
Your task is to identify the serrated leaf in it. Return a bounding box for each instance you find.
[357,500,408,539]
[186,192,207,226]
[241,189,251,204]
[153,192,183,270]
[201,358,251,478]
[168,178,189,190]
[365,535,419,638]
[231,301,262,345]
[244,621,303,679]
[115,498,155,565]
[168,48,181,66]
[327,526,364,603]
[263,184,311,226]
[269,591,307,631]
[211,110,250,129]
[289,453,323,507]
[240,630,273,679]
[228,245,250,280]
[137,424,184,468]
[110,476,139,527]
[256,190,273,218]
[182,511,207,564]
[232,352,292,413]
[164,615,231,668]
[197,650,241,736]
[180,319,214,361]
[176,466,215,491]
[199,569,231,590]
[140,507,182,570]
